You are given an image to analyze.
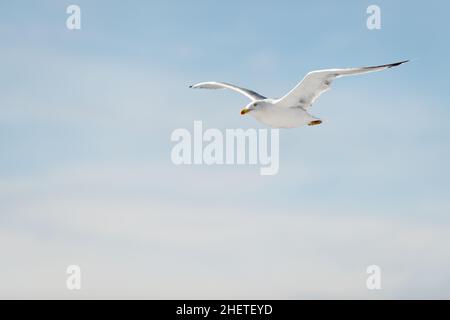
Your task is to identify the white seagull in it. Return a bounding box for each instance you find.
[190,60,408,128]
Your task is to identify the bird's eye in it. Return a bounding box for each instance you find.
[253,103,257,107]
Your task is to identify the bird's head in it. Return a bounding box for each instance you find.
[240,101,264,115]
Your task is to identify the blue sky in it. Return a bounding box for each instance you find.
[1,0,450,298]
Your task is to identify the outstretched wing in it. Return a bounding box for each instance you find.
[275,60,409,108]
[190,81,266,101]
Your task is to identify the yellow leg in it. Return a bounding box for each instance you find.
[308,120,322,126]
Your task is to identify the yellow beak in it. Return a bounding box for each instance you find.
[240,108,250,115]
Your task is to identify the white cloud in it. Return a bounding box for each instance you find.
[1,164,450,299]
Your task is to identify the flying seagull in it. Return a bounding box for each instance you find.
[190,60,409,128]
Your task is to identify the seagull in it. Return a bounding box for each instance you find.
[190,60,409,128]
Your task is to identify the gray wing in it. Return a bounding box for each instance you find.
[275,60,409,108]
[190,81,266,101]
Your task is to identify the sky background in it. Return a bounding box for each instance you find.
[1,0,450,299]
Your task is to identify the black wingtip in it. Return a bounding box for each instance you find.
[388,60,410,68]
[364,60,410,70]
[189,85,193,88]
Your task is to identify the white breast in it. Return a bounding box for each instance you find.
[250,106,315,128]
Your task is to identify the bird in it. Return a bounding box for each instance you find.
[189,60,409,128]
